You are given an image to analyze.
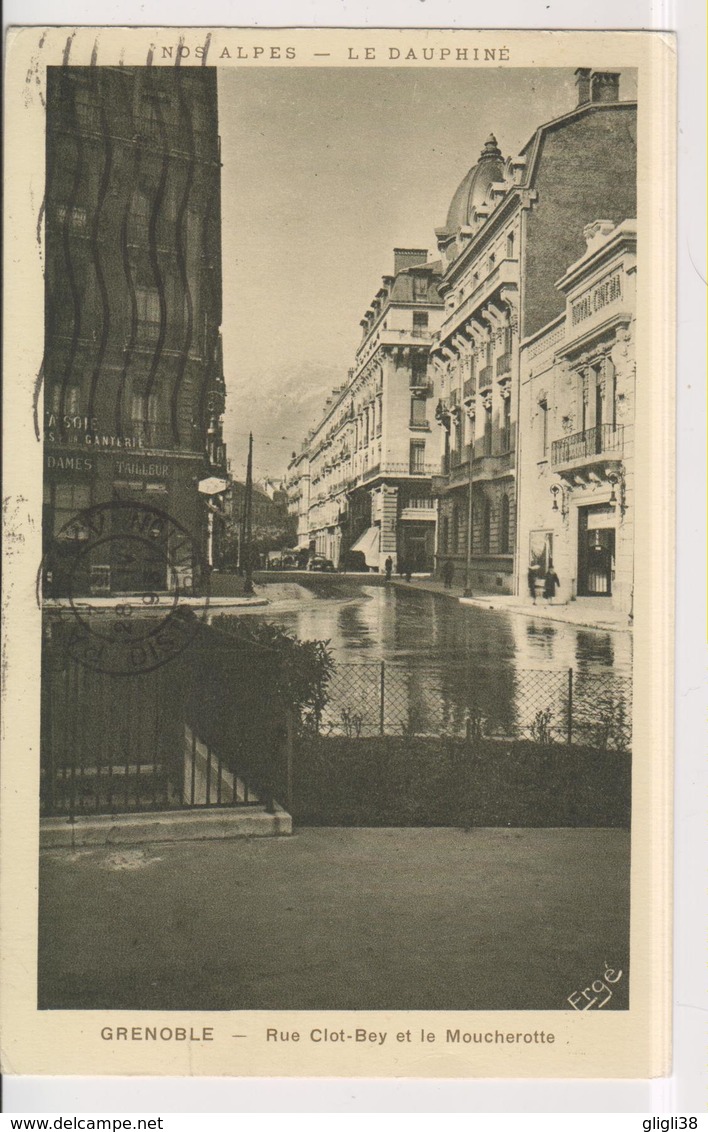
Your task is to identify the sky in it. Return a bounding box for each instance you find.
[217,66,637,484]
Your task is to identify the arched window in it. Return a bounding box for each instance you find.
[500,494,510,554]
[482,500,492,554]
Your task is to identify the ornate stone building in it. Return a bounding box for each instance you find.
[431,68,637,594]
[43,66,226,596]
[285,444,312,551]
[517,219,636,616]
[287,249,444,570]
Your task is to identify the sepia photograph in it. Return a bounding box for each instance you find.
[37,56,637,1014]
[1,25,675,1079]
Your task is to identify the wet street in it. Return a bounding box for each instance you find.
[245,575,632,674]
[224,575,632,741]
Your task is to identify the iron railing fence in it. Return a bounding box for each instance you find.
[316,661,632,750]
[40,619,265,820]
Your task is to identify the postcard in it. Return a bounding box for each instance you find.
[1,26,675,1078]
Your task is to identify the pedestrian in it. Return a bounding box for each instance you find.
[442,558,454,589]
[543,563,560,604]
[384,555,393,582]
[404,559,412,583]
[527,564,539,605]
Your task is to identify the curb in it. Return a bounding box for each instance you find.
[458,596,632,633]
[40,805,292,848]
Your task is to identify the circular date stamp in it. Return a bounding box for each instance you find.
[40,500,210,675]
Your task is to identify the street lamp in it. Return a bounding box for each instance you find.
[549,482,568,518]
[464,419,474,598]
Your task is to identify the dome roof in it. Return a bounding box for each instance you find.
[444,134,505,233]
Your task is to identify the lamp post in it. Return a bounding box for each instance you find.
[243,431,255,595]
[464,438,474,597]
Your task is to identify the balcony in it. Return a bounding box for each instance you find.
[463,377,476,401]
[435,437,516,492]
[400,505,436,521]
[478,365,493,389]
[496,351,512,378]
[438,257,519,343]
[551,424,624,469]
[409,379,434,396]
[409,419,431,430]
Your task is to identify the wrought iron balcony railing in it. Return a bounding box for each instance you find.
[496,351,512,377]
[551,424,624,467]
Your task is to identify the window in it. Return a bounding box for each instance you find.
[50,383,80,416]
[409,439,426,474]
[56,204,87,231]
[52,482,92,540]
[412,274,428,300]
[485,338,493,367]
[502,396,512,452]
[506,232,515,258]
[500,494,511,554]
[410,352,428,387]
[482,500,492,554]
[488,252,496,273]
[539,400,549,457]
[412,311,429,337]
[451,506,459,552]
[410,396,427,427]
[503,325,513,354]
[136,286,161,341]
[131,384,160,428]
[129,189,151,244]
[484,402,493,456]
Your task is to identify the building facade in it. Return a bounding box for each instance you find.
[431,68,637,594]
[285,445,312,551]
[43,66,226,596]
[287,249,444,571]
[517,219,636,616]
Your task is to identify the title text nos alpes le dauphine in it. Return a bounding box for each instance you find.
[161,43,511,63]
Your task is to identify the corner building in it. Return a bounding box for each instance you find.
[43,66,226,596]
[290,249,444,572]
[432,68,636,594]
[517,220,636,617]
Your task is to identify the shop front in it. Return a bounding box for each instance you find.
[577,504,616,597]
[43,446,204,598]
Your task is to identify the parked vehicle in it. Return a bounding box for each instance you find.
[308,555,336,573]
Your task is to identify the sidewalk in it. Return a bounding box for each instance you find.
[39,826,629,1012]
[43,594,268,611]
[390,576,632,632]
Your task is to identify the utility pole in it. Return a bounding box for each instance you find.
[464,435,474,598]
[243,431,254,595]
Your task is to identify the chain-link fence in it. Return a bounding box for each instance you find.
[317,662,632,750]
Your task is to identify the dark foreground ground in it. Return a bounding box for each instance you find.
[39,826,629,1012]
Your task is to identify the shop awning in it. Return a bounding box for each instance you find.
[350,525,380,567]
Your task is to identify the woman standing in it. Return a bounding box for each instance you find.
[543,563,560,604]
